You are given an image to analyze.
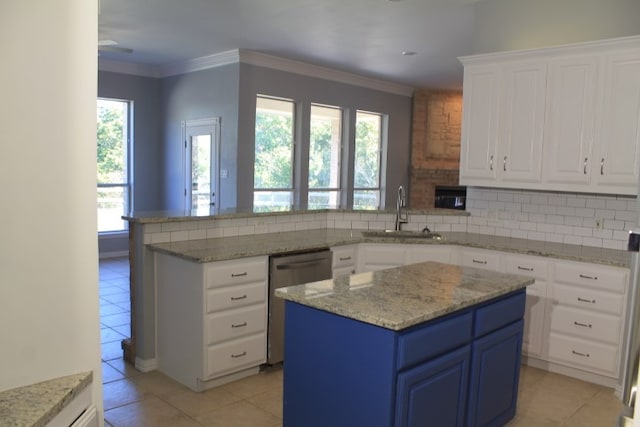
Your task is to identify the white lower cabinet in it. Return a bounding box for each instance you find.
[357,244,407,272]
[331,245,357,278]
[547,260,628,379]
[155,253,268,391]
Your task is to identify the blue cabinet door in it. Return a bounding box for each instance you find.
[395,345,471,427]
[467,320,523,427]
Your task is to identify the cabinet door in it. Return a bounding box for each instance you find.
[358,244,407,272]
[467,320,523,427]
[543,55,598,185]
[498,61,547,183]
[459,64,499,182]
[407,245,452,264]
[395,346,470,427]
[522,281,547,358]
[594,50,640,193]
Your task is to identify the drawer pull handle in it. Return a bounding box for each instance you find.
[232,322,247,328]
[231,351,247,359]
[579,274,597,280]
[572,350,590,358]
[230,295,248,301]
[231,272,248,278]
[577,297,596,304]
[517,266,533,272]
[472,259,487,265]
[573,321,592,328]
[339,256,352,261]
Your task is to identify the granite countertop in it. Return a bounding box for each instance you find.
[275,261,533,330]
[0,371,92,427]
[147,229,631,268]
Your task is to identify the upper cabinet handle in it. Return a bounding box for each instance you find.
[503,156,507,172]
[601,158,604,175]
[583,157,588,175]
[489,155,494,171]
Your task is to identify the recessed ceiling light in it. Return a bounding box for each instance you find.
[402,51,417,56]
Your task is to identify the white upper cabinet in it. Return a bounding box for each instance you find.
[592,50,640,193]
[460,36,640,195]
[542,55,598,186]
[459,64,500,182]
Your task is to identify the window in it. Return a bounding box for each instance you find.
[97,98,131,232]
[308,104,342,209]
[254,96,295,212]
[354,111,383,210]
[183,118,220,215]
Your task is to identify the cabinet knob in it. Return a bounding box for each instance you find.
[601,158,605,175]
[489,155,494,171]
[503,156,507,172]
[583,157,588,175]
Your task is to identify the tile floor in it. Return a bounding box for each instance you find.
[99,257,625,427]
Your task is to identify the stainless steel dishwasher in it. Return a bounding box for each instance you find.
[268,249,332,364]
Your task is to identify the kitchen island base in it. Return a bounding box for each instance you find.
[283,289,525,427]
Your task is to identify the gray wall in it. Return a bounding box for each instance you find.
[161,64,240,210]
[237,63,413,210]
[473,0,640,54]
[98,71,163,211]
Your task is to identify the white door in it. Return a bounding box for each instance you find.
[498,60,547,183]
[459,64,500,183]
[183,118,220,214]
[542,55,598,186]
[593,50,640,194]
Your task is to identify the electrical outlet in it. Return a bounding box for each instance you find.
[595,219,604,229]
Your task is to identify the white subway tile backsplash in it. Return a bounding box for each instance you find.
[545,215,564,225]
[566,197,586,208]
[188,229,206,240]
[585,198,607,209]
[616,210,637,221]
[575,208,595,218]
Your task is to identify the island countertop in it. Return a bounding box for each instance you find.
[275,261,534,331]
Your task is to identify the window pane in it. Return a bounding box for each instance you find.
[309,105,341,190]
[308,191,340,210]
[253,191,293,212]
[97,98,130,232]
[191,134,212,212]
[354,112,381,189]
[97,186,128,232]
[254,97,294,190]
[97,99,128,185]
[353,190,380,211]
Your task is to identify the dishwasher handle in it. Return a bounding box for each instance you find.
[276,258,329,271]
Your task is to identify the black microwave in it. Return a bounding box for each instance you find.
[434,186,466,210]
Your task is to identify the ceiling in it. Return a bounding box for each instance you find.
[98,0,485,90]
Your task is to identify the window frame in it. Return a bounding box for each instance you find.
[97,97,133,234]
[353,110,387,211]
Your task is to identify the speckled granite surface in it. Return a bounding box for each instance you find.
[0,371,92,427]
[148,229,631,268]
[276,261,533,330]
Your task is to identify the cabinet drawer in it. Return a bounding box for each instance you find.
[206,282,266,313]
[332,246,356,268]
[460,250,501,271]
[397,312,472,370]
[205,258,267,289]
[554,262,627,293]
[504,255,547,281]
[333,266,356,279]
[206,305,265,345]
[550,305,621,345]
[474,291,526,338]
[205,333,266,379]
[548,333,618,377]
[552,283,625,315]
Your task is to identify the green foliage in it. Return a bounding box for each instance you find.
[354,119,380,188]
[309,119,333,188]
[97,101,126,184]
[254,112,293,188]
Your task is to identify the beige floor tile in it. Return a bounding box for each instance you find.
[105,395,202,427]
[106,359,142,379]
[103,378,150,411]
[245,387,284,418]
[160,385,244,418]
[222,368,283,399]
[102,361,127,384]
[131,371,190,396]
[195,400,281,427]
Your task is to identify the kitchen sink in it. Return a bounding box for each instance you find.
[362,230,444,240]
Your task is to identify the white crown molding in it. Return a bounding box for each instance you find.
[98,57,161,77]
[159,50,240,78]
[238,50,415,97]
[99,49,415,96]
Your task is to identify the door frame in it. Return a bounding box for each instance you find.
[182,117,221,213]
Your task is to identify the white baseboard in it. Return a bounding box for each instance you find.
[135,357,157,373]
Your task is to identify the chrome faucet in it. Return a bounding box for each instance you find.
[395,185,408,231]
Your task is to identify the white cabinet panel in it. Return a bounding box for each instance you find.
[407,245,453,264]
[206,333,266,379]
[543,55,597,185]
[548,332,619,377]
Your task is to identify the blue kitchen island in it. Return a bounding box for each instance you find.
[275,261,533,427]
